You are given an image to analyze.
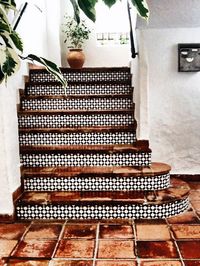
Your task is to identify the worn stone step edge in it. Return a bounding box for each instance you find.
[20,93,133,100]
[18,125,137,134]
[20,141,150,153]
[18,109,135,116]
[21,163,171,178]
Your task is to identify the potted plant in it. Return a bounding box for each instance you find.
[63,15,91,69]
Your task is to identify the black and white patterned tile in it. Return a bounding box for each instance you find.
[21,97,133,111]
[23,174,170,191]
[18,113,135,128]
[16,197,189,220]
[19,131,137,146]
[20,152,151,167]
[26,83,133,96]
[30,70,131,83]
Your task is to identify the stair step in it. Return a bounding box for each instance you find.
[16,178,190,220]
[19,126,137,146]
[20,95,134,111]
[18,110,135,128]
[20,142,151,168]
[22,162,171,191]
[25,82,133,96]
[29,67,131,83]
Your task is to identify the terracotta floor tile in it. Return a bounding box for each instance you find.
[135,219,166,225]
[12,240,57,258]
[137,241,179,259]
[167,211,200,224]
[171,225,200,239]
[62,224,96,239]
[0,259,6,266]
[97,240,135,259]
[184,261,200,266]
[190,191,200,201]
[99,224,134,239]
[0,224,28,239]
[49,260,93,266]
[191,201,200,212]
[24,223,62,239]
[95,260,137,266]
[54,239,95,258]
[140,260,182,266]
[7,259,50,265]
[136,224,171,240]
[177,240,200,259]
[188,182,200,190]
[0,240,18,257]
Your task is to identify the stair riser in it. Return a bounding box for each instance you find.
[16,197,189,220]
[19,132,137,146]
[21,98,133,111]
[26,84,133,96]
[30,70,131,83]
[18,114,135,128]
[20,152,151,167]
[23,174,170,192]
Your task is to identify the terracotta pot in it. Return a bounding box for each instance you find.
[66,48,85,69]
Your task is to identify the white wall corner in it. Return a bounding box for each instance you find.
[135,29,149,140]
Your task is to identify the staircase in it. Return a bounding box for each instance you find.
[16,67,190,220]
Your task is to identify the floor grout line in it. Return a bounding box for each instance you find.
[166,218,186,266]
[50,219,68,261]
[92,222,100,266]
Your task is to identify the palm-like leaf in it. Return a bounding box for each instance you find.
[131,0,149,19]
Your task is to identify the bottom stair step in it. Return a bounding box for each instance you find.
[16,178,190,220]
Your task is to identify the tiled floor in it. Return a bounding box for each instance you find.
[0,182,200,266]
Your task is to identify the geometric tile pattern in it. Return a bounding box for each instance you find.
[20,152,151,167]
[26,83,133,96]
[21,97,133,111]
[23,173,171,191]
[18,113,135,128]
[30,70,131,83]
[16,197,189,220]
[19,131,137,146]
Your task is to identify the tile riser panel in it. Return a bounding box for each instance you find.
[18,114,135,128]
[30,71,131,83]
[16,197,189,220]
[23,174,170,192]
[19,132,137,146]
[20,152,151,167]
[26,84,133,96]
[21,98,133,111]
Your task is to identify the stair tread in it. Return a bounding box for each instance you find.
[20,140,150,153]
[19,125,136,133]
[17,178,189,205]
[22,162,171,177]
[20,94,133,100]
[31,66,131,72]
[18,109,134,115]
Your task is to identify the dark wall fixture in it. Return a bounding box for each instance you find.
[178,43,200,72]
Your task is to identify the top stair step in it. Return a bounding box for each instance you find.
[29,67,131,84]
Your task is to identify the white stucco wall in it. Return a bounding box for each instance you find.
[0,77,21,214]
[136,0,200,174]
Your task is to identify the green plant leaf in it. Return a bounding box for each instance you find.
[77,0,97,22]
[0,0,16,11]
[102,0,118,8]
[10,31,23,52]
[130,0,149,19]
[1,48,19,78]
[70,0,80,23]
[26,54,67,88]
